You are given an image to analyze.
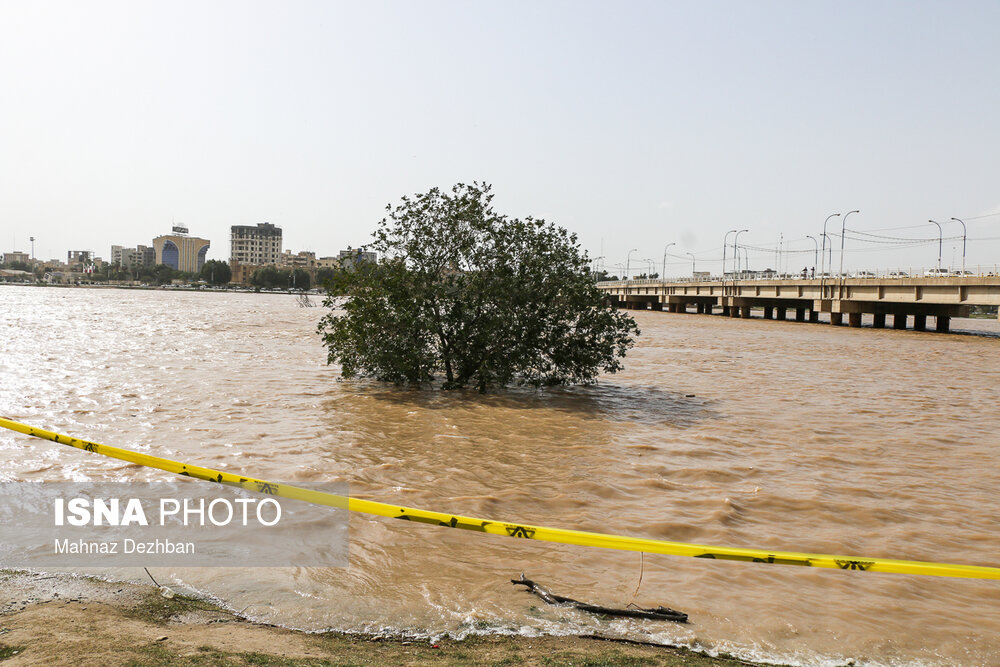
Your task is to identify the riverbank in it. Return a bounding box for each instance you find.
[0,571,761,666]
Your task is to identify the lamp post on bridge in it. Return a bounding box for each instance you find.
[838,210,860,291]
[662,242,675,280]
[806,235,818,275]
[734,229,748,278]
[928,220,943,271]
[722,230,737,279]
[625,248,637,281]
[950,217,967,274]
[820,213,840,280]
[687,252,696,276]
[591,255,604,281]
[643,259,655,278]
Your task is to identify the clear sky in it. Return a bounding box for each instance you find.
[2,0,998,276]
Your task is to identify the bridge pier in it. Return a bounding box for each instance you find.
[809,310,819,323]
[936,316,950,332]
[848,312,862,328]
[729,306,740,318]
[894,314,907,329]
[651,301,663,311]
[763,306,773,319]
[741,306,751,318]
[776,308,787,321]
[722,305,730,317]
[913,314,927,331]
[830,312,843,326]
[796,308,806,322]
[872,313,886,329]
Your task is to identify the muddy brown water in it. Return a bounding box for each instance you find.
[2,286,998,666]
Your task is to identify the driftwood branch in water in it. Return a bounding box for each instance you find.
[510,574,688,623]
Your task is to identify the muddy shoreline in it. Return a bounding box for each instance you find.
[0,570,762,666]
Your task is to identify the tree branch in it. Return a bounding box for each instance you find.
[511,574,687,623]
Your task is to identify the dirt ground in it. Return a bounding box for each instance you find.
[0,571,762,666]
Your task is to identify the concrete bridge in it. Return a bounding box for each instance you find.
[598,276,1000,333]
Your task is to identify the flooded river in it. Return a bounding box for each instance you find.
[1,285,998,666]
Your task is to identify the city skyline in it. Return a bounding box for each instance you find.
[2,1,999,274]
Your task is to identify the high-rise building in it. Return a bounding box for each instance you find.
[230,223,282,266]
[152,226,210,273]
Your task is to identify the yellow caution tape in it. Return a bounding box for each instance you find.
[2,416,998,579]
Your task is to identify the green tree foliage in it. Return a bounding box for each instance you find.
[291,268,311,290]
[315,267,339,288]
[200,259,232,285]
[318,183,639,391]
[153,264,177,285]
[249,266,310,290]
[3,260,32,272]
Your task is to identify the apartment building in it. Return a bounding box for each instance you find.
[230,223,283,266]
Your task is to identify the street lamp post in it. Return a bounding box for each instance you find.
[687,252,696,276]
[644,259,655,278]
[928,220,943,271]
[722,229,737,279]
[838,210,860,293]
[662,243,676,279]
[591,255,605,280]
[733,229,748,278]
[820,213,841,281]
[950,217,967,274]
[625,248,638,281]
[742,247,750,276]
[806,235,818,274]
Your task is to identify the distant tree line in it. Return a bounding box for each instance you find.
[0,260,32,272]
[249,266,312,291]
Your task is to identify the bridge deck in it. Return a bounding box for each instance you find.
[597,277,1000,332]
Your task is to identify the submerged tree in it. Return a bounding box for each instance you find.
[318,183,639,391]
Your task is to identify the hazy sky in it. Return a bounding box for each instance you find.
[2,0,998,275]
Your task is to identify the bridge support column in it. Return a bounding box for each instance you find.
[776,308,787,321]
[913,314,927,331]
[872,313,886,329]
[809,310,819,323]
[796,308,806,322]
[741,306,751,318]
[848,312,862,328]
[730,306,741,318]
[936,316,950,333]
[651,301,663,311]
[894,314,907,329]
[764,307,773,319]
[697,303,706,314]
[722,305,730,316]
[830,312,843,326]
